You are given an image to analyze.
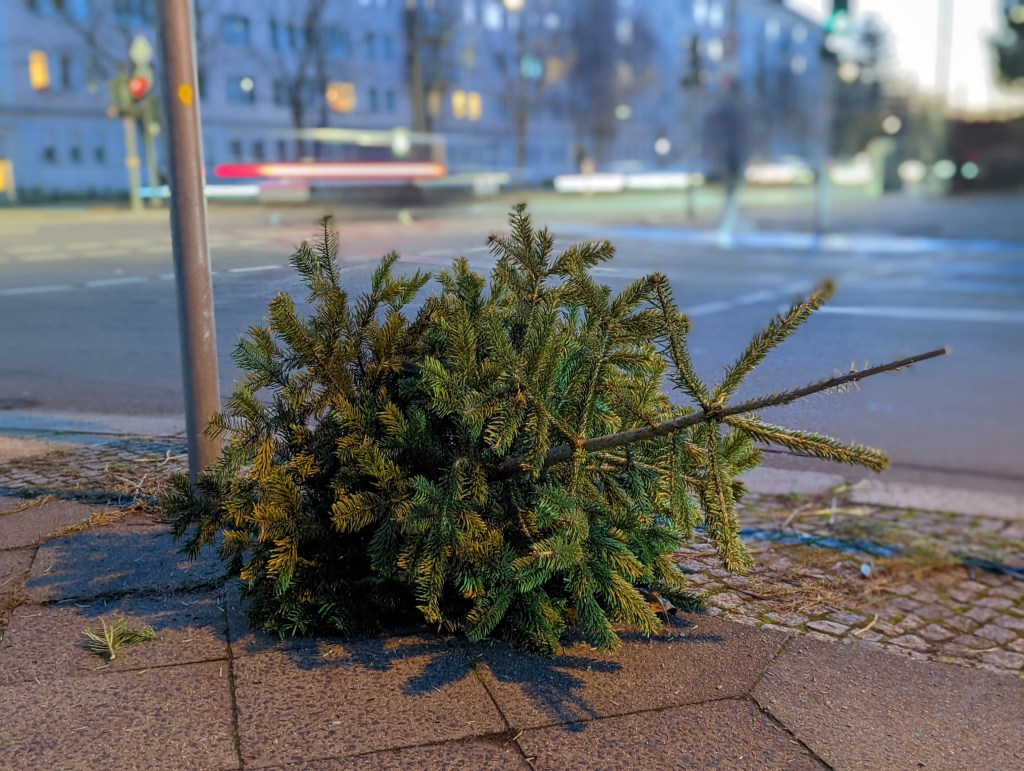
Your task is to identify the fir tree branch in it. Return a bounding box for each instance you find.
[496,347,949,475]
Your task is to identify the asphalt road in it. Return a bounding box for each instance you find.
[2,188,1023,495]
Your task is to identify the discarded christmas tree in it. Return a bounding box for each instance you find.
[163,206,946,653]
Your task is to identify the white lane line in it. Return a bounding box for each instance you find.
[227,264,282,273]
[0,284,73,296]
[159,272,176,281]
[731,290,777,306]
[6,244,52,254]
[685,301,734,317]
[819,306,1024,324]
[85,276,149,289]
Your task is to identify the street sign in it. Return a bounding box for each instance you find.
[129,35,154,66]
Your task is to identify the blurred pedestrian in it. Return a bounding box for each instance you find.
[706,79,748,247]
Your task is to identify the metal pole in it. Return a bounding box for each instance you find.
[122,116,143,212]
[157,0,221,482]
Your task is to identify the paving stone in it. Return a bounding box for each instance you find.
[518,699,825,771]
[0,590,228,686]
[764,611,809,627]
[289,739,531,770]
[0,661,237,770]
[1009,639,1024,654]
[754,635,1024,771]
[827,610,866,626]
[805,620,849,637]
[960,580,992,594]
[24,520,222,602]
[233,634,504,768]
[990,585,1024,601]
[468,614,787,730]
[917,624,955,642]
[964,606,998,624]
[708,591,745,609]
[976,596,1015,611]
[0,548,33,609]
[0,498,101,549]
[889,596,922,613]
[873,620,903,637]
[946,588,978,604]
[952,634,994,650]
[897,613,924,632]
[888,584,917,596]
[890,634,931,653]
[944,615,978,634]
[914,603,952,622]
[995,615,1024,632]
[975,624,1018,646]
[979,650,1024,671]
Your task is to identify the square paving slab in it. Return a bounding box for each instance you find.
[278,738,531,769]
[0,589,228,686]
[754,636,1024,770]
[0,548,33,610]
[0,497,99,549]
[24,520,222,602]
[518,698,826,770]
[468,614,788,729]
[233,634,506,767]
[0,661,238,770]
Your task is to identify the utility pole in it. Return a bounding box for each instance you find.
[157,0,222,482]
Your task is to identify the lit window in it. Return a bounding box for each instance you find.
[467,91,482,121]
[482,2,502,30]
[708,2,723,29]
[28,50,51,91]
[428,89,442,117]
[693,0,707,25]
[326,82,357,112]
[451,90,467,119]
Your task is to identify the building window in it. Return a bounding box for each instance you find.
[28,50,51,91]
[94,145,106,164]
[59,54,73,90]
[25,0,39,12]
[273,80,288,106]
[221,15,250,45]
[114,0,154,25]
[43,146,57,164]
[69,145,82,164]
[369,87,379,112]
[385,89,396,112]
[365,33,376,61]
[252,140,265,162]
[229,139,243,162]
[227,76,256,104]
[277,139,288,161]
[382,35,394,61]
[327,27,350,58]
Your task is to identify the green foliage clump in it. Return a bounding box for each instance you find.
[163,206,891,653]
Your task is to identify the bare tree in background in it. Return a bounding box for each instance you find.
[567,0,657,168]
[405,0,460,133]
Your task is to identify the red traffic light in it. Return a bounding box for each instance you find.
[128,75,150,100]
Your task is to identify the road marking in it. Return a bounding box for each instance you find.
[159,272,176,281]
[685,301,733,317]
[819,306,1024,324]
[731,290,777,306]
[0,284,73,296]
[6,244,52,254]
[227,264,282,273]
[85,276,149,289]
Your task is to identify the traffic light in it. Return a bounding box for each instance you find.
[128,74,150,101]
[827,0,850,34]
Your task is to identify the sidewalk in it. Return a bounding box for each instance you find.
[1,437,1021,769]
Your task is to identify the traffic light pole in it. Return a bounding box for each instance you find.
[122,116,143,212]
[157,0,222,482]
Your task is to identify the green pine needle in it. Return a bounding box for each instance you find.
[83,618,157,661]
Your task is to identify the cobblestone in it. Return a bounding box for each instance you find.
[1,437,1022,678]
